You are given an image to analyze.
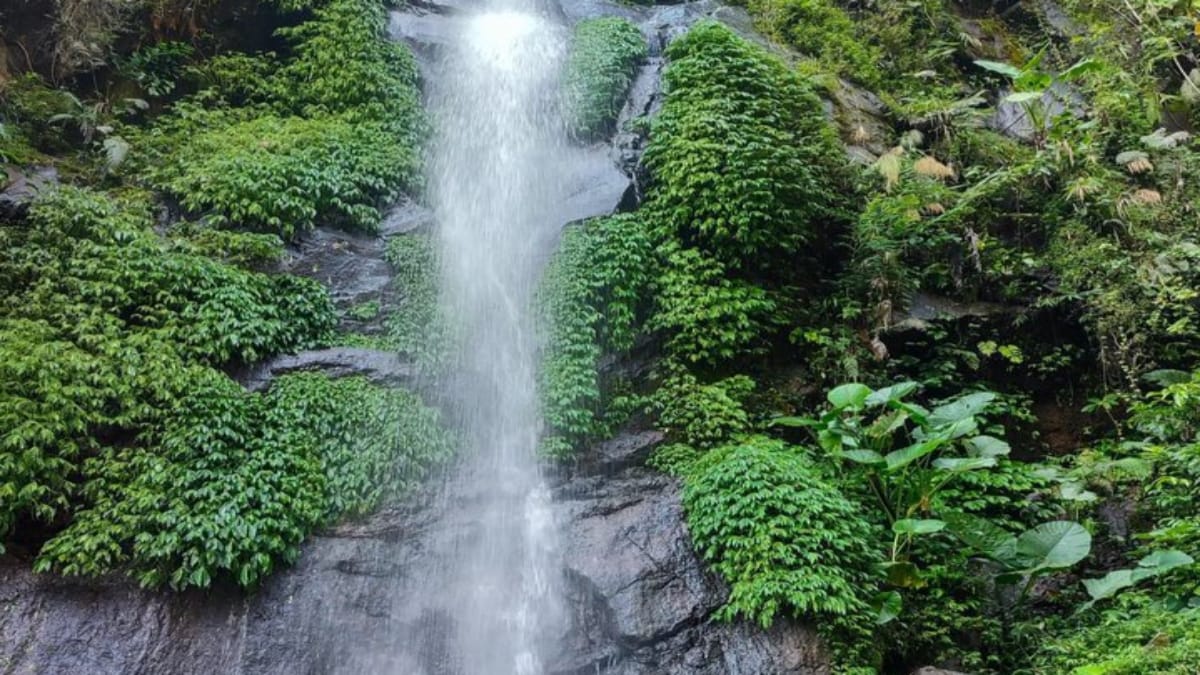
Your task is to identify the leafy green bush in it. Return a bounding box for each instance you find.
[1034,600,1200,674]
[741,0,882,86]
[36,368,325,589]
[130,0,425,237]
[645,20,849,271]
[538,214,655,453]
[269,373,455,520]
[649,247,776,365]
[35,369,454,589]
[141,109,414,236]
[275,0,423,127]
[651,371,755,449]
[0,74,76,152]
[562,17,647,139]
[682,436,878,626]
[117,41,194,98]
[380,233,452,369]
[167,226,286,268]
[0,186,334,563]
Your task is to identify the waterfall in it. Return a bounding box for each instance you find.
[401,5,569,674]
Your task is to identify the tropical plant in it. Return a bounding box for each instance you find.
[776,382,1014,574]
[947,513,1092,601]
[974,51,1101,146]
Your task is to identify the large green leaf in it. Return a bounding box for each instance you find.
[933,456,997,473]
[1004,91,1045,104]
[893,518,946,535]
[828,383,871,410]
[865,381,919,407]
[945,512,1018,566]
[974,59,1022,78]
[772,415,817,428]
[965,435,1011,458]
[839,449,886,465]
[1083,569,1134,602]
[866,409,910,441]
[928,392,995,427]
[1083,550,1195,605]
[1016,521,1091,570]
[883,561,925,588]
[1058,58,1101,82]
[872,591,902,625]
[1132,547,1190,571]
[889,400,929,426]
[884,439,944,471]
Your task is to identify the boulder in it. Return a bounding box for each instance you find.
[238,347,419,391]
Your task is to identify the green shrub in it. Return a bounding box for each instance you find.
[682,436,878,626]
[651,371,755,449]
[268,373,455,519]
[1034,601,1200,674]
[34,369,454,589]
[742,0,882,85]
[275,0,423,127]
[538,214,655,452]
[645,20,849,271]
[116,41,194,98]
[0,74,76,152]
[140,109,414,236]
[0,187,334,560]
[131,0,425,237]
[168,226,286,268]
[650,247,776,365]
[36,368,325,589]
[562,17,648,139]
[380,233,451,369]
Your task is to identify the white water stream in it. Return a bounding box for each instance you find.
[418,5,568,674]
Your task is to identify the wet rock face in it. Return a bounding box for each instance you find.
[0,430,827,675]
[1,3,831,673]
[237,347,419,391]
[550,431,828,675]
[0,166,58,220]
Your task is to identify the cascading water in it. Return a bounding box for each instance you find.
[389,5,569,674]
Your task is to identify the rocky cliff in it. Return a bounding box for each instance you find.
[0,2,832,673]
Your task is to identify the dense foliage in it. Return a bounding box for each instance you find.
[0,0,450,591]
[129,0,425,237]
[7,0,1200,670]
[538,214,654,455]
[35,371,453,589]
[561,17,648,139]
[683,437,877,626]
[644,20,848,271]
[0,187,333,549]
[539,20,852,453]
[540,4,1200,673]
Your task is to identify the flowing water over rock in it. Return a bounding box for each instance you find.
[414,6,567,674]
[0,3,831,673]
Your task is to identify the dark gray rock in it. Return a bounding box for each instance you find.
[379,198,435,237]
[238,347,419,391]
[1,432,828,674]
[888,291,1018,333]
[987,81,1086,142]
[551,468,828,674]
[284,227,394,311]
[828,79,891,162]
[582,430,665,475]
[560,145,635,225]
[0,165,57,220]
